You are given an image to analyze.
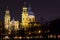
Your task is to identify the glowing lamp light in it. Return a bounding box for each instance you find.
[4,36,9,39]
[29,32,31,35]
[19,36,22,39]
[38,30,41,33]
[26,36,30,39]
[14,36,18,39]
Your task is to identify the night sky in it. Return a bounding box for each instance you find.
[0,0,60,21]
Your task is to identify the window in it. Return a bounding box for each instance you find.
[30,19,31,21]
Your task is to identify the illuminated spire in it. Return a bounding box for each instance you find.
[22,2,28,12]
[5,6,10,14]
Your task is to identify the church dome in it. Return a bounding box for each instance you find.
[28,6,34,15]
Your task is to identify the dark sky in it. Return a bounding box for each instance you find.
[0,0,60,21]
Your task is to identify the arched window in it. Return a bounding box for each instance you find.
[29,19,31,21]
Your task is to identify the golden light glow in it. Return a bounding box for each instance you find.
[19,36,22,39]
[14,36,18,39]
[8,31,11,34]
[54,35,56,38]
[29,32,31,35]
[48,35,55,38]
[34,23,41,27]
[3,36,9,39]
[29,15,35,22]
[38,30,41,33]
[50,35,53,38]
[23,8,27,9]
[26,36,29,39]
[29,15,35,18]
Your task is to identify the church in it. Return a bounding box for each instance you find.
[4,2,36,34]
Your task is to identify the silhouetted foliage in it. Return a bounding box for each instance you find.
[49,19,60,34]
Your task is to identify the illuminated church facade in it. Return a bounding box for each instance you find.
[21,5,35,29]
[4,3,36,32]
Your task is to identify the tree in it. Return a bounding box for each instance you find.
[49,19,60,34]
